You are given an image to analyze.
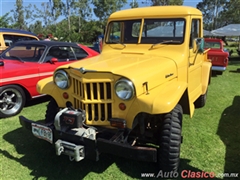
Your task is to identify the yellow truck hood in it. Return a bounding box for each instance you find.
[65,53,177,95]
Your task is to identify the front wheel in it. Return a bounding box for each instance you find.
[158,104,182,172]
[0,85,26,118]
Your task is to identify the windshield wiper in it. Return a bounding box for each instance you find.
[150,40,181,49]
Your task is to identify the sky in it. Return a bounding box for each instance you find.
[0,0,201,18]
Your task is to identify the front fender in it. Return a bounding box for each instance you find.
[37,77,66,106]
[125,80,187,128]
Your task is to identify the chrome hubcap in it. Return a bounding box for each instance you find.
[0,88,22,115]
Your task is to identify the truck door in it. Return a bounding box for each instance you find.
[188,18,203,102]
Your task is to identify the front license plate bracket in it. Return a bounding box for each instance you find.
[31,123,53,143]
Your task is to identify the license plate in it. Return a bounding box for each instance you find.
[32,123,53,144]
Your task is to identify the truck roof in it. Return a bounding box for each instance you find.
[109,6,202,19]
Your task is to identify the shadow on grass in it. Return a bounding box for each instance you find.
[2,127,222,180]
[1,128,115,180]
[25,95,51,107]
[115,158,221,179]
[217,96,240,178]
[229,56,240,61]
[229,68,240,74]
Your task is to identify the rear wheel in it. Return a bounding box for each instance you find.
[0,85,26,118]
[194,89,208,108]
[45,98,59,124]
[216,71,223,75]
[158,104,182,172]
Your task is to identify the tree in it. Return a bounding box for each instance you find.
[196,0,227,30]
[71,0,92,33]
[11,0,25,29]
[130,0,139,8]
[0,13,12,28]
[33,2,52,31]
[28,20,44,36]
[143,0,183,6]
[48,0,64,28]
[92,0,127,32]
[11,1,40,30]
[218,0,240,25]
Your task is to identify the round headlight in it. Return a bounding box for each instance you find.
[54,70,70,89]
[115,79,135,100]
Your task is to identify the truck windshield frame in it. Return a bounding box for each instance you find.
[105,18,186,45]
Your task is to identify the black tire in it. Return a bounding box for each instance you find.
[0,85,26,118]
[45,98,59,124]
[158,104,182,172]
[216,71,223,75]
[194,89,208,108]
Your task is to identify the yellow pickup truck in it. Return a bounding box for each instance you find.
[20,6,211,172]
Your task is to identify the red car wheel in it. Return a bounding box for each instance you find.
[0,85,26,118]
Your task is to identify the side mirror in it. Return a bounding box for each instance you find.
[50,57,58,64]
[193,38,204,53]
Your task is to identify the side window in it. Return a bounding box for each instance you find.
[4,40,13,46]
[3,34,38,46]
[58,47,70,62]
[46,46,78,62]
[45,47,60,62]
[3,45,45,62]
[189,19,200,48]
[72,47,88,60]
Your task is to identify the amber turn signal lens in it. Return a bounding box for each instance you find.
[109,118,126,129]
[63,92,69,99]
[119,103,126,110]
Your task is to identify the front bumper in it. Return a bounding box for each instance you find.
[19,116,157,162]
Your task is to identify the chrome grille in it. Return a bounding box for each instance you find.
[72,77,113,125]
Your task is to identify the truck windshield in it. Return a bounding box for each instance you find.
[106,18,185,44]
[204,42,221,49]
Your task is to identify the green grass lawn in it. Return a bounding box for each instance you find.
[1,62,240,180]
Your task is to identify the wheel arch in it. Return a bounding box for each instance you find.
[128,82,192,129]
[0,84,31,101]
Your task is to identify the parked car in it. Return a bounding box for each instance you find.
[0,40,99,118]
[0,28,39,54]
[204,38,229,75]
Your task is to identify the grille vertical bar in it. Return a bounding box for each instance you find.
[72,77,113,125]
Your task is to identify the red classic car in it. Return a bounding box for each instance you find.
[204,38,229,75]
[0,40,99,118]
